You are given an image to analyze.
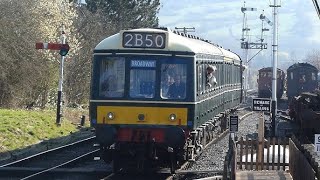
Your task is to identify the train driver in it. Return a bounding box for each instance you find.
[167,75,186,99]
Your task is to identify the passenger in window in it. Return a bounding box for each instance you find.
[206,65,217,87]
[161,74,174,96]
[167,75,186,99]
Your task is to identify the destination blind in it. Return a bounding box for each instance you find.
[123,32,166,49]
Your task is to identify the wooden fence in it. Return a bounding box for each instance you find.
[224,136,320,179]
[237,137,289,171]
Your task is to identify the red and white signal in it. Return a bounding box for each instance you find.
[35,42,68,50]
[35,42,70,56]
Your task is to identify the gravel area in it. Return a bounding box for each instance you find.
[181,108,260,180]
[188,112,259,172]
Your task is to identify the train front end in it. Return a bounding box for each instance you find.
[89,29,195,172]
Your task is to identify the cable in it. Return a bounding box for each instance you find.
[312,0,320,19]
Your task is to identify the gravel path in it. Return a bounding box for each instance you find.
[182,110,260,180]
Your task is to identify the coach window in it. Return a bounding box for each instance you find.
[161,63,187,99]
[197,63,202,95]
[99,57,125,98]
[130,60,156,98]
[206,65,217,88]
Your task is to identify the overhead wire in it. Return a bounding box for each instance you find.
[312,0,320,19]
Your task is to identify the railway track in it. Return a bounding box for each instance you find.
[0,136,110,179]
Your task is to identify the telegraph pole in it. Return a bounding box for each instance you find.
[175,27,195,34]
[270,0,280,137]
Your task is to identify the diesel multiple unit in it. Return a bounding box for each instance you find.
[90,28,243,173]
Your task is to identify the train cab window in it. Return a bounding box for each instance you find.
[290,72,293,80]
[99,57,125,98]
[267,72,272,77]
[312,72,316,81]
[130,60,156,98]
[299,75,306,83]
[161,64,187,99]
[260,72,266,78]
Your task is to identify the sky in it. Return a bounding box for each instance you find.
[157,0,320,70]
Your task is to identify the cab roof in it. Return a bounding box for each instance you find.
[94,28,240,61]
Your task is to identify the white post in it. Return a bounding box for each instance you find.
[271,0,279,136]
[56,24,66,125]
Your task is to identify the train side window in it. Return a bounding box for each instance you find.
[290,72,293,80]
[206,65,217,88]
[99,57,125,98]
[197,63,202,95]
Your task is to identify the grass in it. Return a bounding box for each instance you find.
[0,108,88,153]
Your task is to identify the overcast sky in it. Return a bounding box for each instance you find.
[158,0,320,70]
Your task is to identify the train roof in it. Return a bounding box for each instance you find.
[258,67,284,72]
[94,28,240,61]
[287,62,318,71]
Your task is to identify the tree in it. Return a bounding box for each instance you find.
[86,0,160,31]
[305,49,320,70]
[64,0,161,106]
[0,0,161,108]
[0,0,81,108]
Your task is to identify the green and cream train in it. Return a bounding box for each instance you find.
[90,28,243,173]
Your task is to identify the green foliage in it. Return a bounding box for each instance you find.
[0,109,78,152]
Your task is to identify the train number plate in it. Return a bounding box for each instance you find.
[122,32,166,49]
[131,130,151,142]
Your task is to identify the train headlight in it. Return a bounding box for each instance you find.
[107,112,115,120]
[169,114,177,121]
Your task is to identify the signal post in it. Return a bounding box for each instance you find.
[35,24,70,125]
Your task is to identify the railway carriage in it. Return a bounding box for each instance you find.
[257,67,285,99]
[90,28,243,173]
[287,63,318,101]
